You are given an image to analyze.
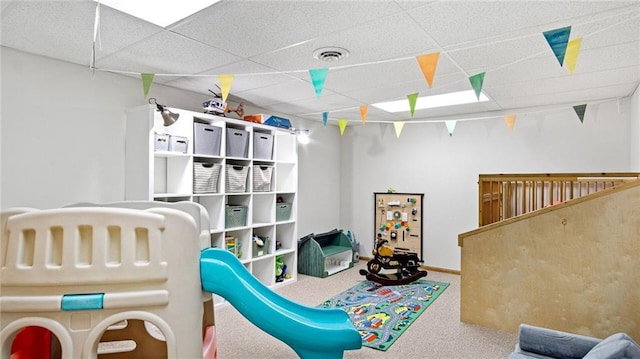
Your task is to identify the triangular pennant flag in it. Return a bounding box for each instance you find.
[338,119,348,135]
[469,72,485,100]
[360,105,368,125]
[573,104,587,123]
[309,68,329,98]
[445,120,457,136]
[218,74,234,102]
[407,93,419,116]
[416,52,440,88]
[141,73,155,98]
[543,26,571,66]
[322,112,328,127]
[504,114,517,131]
[393,121,405,138]
[564,38,582,74]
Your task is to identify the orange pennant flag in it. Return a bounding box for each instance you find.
[218,74,234,103]
[564,38,582,74]
[416,52,440,88]
[360,105,368,125]
[504,114,517,131]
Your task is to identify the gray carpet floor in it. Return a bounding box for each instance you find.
[214,260,517,359]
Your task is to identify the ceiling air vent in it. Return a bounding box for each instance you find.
[313,47,350,62]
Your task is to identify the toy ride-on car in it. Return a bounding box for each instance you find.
[359,236,427,285]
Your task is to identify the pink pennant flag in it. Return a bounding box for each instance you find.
[416,52,440,88]
[360,105,368,125]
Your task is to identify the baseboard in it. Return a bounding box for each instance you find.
[357,256,460,275]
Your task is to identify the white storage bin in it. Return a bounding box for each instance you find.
[193,162,221,193]
[225,165,249,193]
[154,133,170,151]
[194,122,222,156]
[169,135,188,153]
[253,165,273,192]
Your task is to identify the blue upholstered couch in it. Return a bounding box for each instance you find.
[509,324,640,359]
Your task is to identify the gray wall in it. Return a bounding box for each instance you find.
[2,47,637,271]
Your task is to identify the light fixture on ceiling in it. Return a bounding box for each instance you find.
[313,47,350,62]
[149,98,179,126]
[96,0,220,27]
[371,90,490,113]
[296,129,310,144]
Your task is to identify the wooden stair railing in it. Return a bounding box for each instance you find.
[478,172,640,226]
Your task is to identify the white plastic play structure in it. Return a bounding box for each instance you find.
[1,202,216,358]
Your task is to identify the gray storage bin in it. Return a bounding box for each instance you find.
[169,135,188,153]
[226,128,249,158]
[253,165,273,192]
[225,205,248,228]
[194,122,222,156]
[253,132,274,160]
[193,162,221,193]
[226,165,249,193]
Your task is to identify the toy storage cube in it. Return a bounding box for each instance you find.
[253,132,274,160]
[193,162,221,193]
[252,236,269,257]
[154,133,170,151]
[226,165,249,193]
[253,165,273,192]
[169,136,188,153]
[226,128,249,158]
[194,123,222,156]
[298,229,354,278]
[225,205,247,228]
[275,203,291,221]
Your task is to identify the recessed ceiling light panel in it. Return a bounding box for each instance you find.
[372,90,490,113]
[97,0,220,27]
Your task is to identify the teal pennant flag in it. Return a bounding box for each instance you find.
[543,26,572,66]
[322,112,328,127]
[469,72,485,100]
[573,104,587,123]
[309,68,329,98]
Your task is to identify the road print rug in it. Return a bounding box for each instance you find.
[318,279,449,351]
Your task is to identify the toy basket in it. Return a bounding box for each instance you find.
[193,162,221,193]
[225,165,248,193]
[253,165,273,192]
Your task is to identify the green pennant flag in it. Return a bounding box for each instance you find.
[309,68,329,98]
[543,26,571,66]
[573,104,587,123]
[141,73,155,98]
[322,112,328,127]
[407,93,419,117]
[469,72,485,100]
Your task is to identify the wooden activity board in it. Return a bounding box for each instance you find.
[374,192,424,259]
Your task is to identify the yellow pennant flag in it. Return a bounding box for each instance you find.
[218,74,234,103]
[416,52,440,88]
[338,119,348,135]
[360,105,368,125]
[393,121,405,138]
[564,38,582,74]
[505,114,517,131]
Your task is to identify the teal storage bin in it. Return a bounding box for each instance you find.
[225,205,247,228]
[275,203,291,221]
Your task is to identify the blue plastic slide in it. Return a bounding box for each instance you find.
[200,248,362,359]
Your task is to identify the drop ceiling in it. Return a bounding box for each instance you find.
[1,0,638,124]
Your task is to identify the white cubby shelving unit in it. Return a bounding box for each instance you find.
[125,105,298,307]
